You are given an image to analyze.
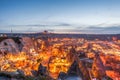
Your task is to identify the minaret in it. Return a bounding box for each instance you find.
[11,28,13,33]
[11,28,13,37]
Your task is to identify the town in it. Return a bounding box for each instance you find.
[0,33,120,80]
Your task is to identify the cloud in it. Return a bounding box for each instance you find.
[75,25,120,34]
[9,22,72,27]
[54,23,71,26]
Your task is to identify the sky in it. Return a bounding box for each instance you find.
[0,0,120,34]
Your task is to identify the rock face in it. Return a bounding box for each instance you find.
[0,39,20,54]
[0,37,37,54]
[20,37,36,54]
[92,53,106,79]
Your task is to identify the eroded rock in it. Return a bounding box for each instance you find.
[0,39,20,54]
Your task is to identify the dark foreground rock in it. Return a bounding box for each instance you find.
[58,61,83,80]
[58,72,67,80]
[67,61,78,75]
[37,63,48,76]
[0,70,54,80]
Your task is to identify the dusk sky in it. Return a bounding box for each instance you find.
[0,0,120,34]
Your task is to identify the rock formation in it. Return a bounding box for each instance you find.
[0,39,20,54]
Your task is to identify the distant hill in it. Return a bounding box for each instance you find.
[0,33,120,40]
